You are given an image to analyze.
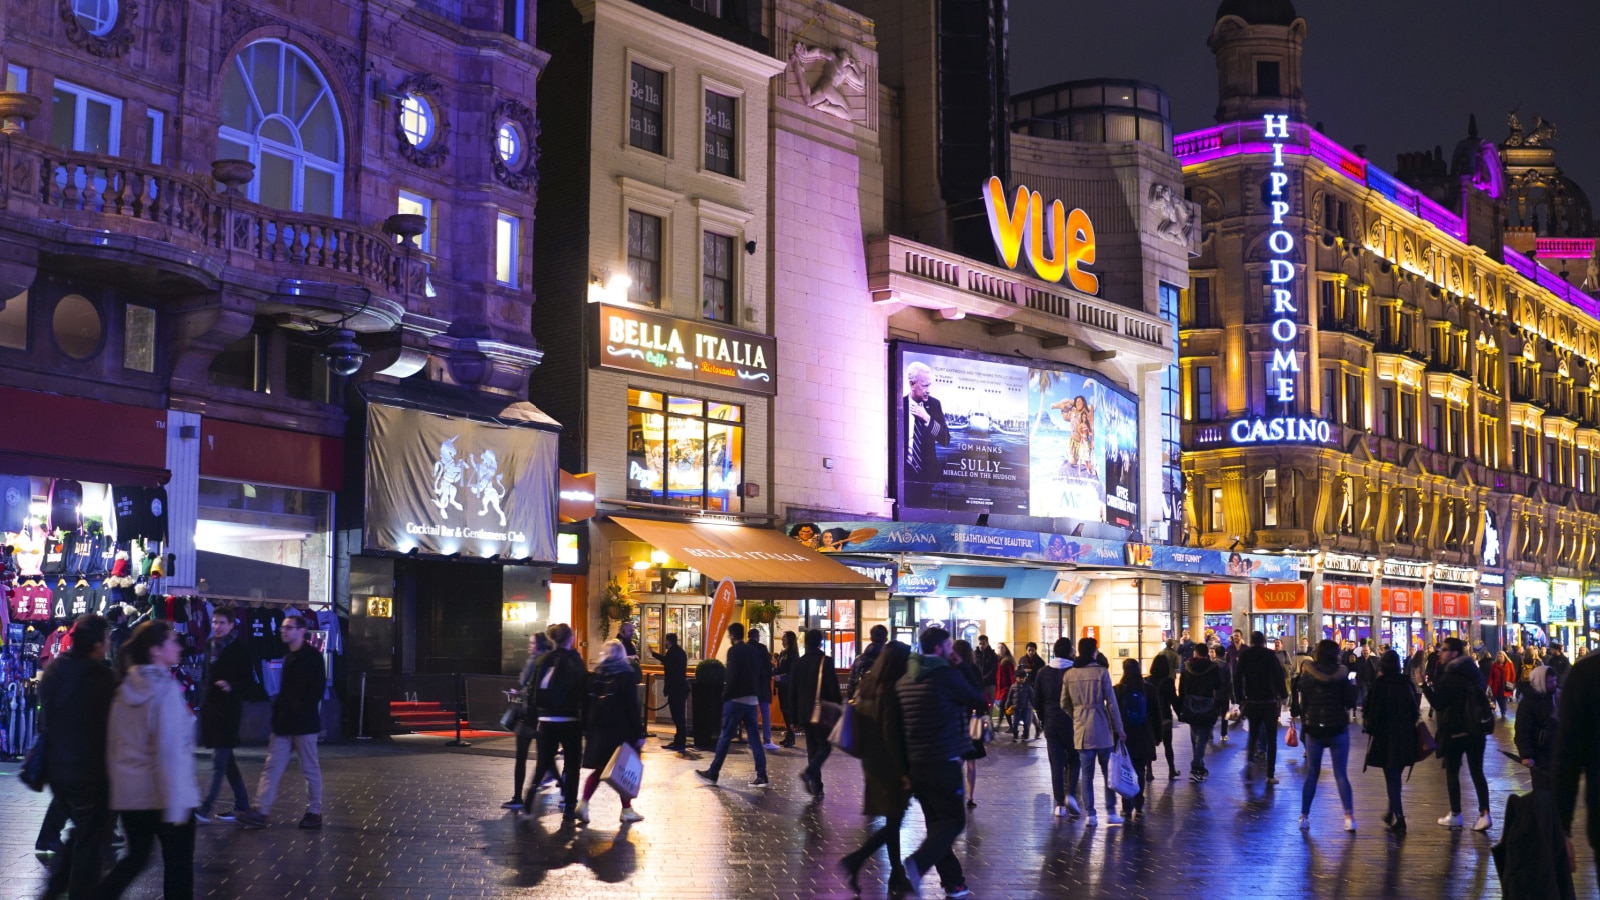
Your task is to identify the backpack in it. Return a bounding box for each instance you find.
[1182,692,1215,720]
[1124,687,1147,727]
[1464,683,1496,736]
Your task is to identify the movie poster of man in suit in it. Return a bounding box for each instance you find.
[898,350,1031,514]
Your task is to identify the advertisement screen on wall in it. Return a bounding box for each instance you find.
[364,404,559,562]
[892,342,1139,527]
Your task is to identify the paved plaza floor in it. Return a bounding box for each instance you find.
[3,716,1595,899]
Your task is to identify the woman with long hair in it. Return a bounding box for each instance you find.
[951,639,986,807]
[839,641,913,894]
[1293,639,1358,832]
[575,640,644,824]
[1115,658,1159,820]
[994,643,1016,732]
[99,620,199,899]
[1487,650,1516,719]
[1362,649,1420,832]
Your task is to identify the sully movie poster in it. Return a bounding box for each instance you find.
[894,343,1139,528]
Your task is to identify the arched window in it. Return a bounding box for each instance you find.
[218,39,344,217]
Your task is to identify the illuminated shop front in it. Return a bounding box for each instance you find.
[1548,578,1583,653]
[1584,583,1600,652]
[1512,577,1551,647]
[1322,581,1372,644]
[1251,581,1308,649]
[1476,571,1506,652]
[1202,582,1235,643]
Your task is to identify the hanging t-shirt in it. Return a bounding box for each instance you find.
[69,583,91,618]
[39,534,65,576]
[0,475,29,534]
[6,584,26,623]
[30,583,52,621]
[112,486,144,542]
[66,529,95,576]
[50,580,69,622]
[91,583,110,616]
[49,480,84,533]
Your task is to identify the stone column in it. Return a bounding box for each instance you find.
[164,410,201,594]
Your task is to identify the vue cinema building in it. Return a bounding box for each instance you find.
[1178,0,1600,654]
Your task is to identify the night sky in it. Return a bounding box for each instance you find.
[1009,0,1600,207]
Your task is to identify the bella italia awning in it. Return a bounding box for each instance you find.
[610,517,885,600]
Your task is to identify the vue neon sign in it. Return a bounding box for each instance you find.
[1228,114,1329,445]
[982,176,1099,294]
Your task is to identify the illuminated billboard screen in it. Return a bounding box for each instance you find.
[892,342,1139,528]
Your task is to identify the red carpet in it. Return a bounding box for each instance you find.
[412,729,511,739]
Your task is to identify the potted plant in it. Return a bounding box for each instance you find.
[745,600,782,625]
[599,576,635,640]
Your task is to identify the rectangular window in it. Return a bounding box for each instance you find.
[1378,306,1394,347]
[1378,386,1394,437]
[1511,429,1523,472]
[1579,453,1589,493]
[1398,311,1413,351]
[1256,60,1281,97]
[5,64,26,92]
[1429,404,1443,451]
[703,91,736,177]
[1449,407,1464,455]
[1344,373,1362,427]
[1320,281,1337,324]
[1191,278,1212,328]
[689,0,723,13]
[1321,369,1337,419]
[701,231,734,322]
[627,210,663,307]
[1192,365,1213,422]
[1209,487,1225,533]
[1400,392,1417,443]
[123,305,155,372]
[1546,440,1557,482]
[495,212,518,286]
[503,0,526,40]
[1526,433,1539,475]
[145,109,163,164]
[1262,469,1278,529]
[626,389,743,511]
[398,190,434,255]
[50,80,121,155]
[629,63,665,154]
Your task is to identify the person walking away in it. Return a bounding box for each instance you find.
[1293,639,1358,832]
[696,622,770,787]
[847,624,889,701]
[790,628,841,799]
[1148,650,1180,780]
[840,641,913,895]
[1115,658,1159,820]
[994,644,1015,732]
[1514,665,1558,794]
[1363,650,1420,832]
[1006,666,1035,741]
[1215,649,1234,744]
[1488,651,1516,719]
[1034,637,1081,818]
[774,631,800,748]
[1178,644,1223,781]
[38,614,116,899]
[1235,631,1288,784]
[98,621,199,899]
[1555,648,1600,885]
[505,632,555,809]
[573,640,644,824]
[895,628,985,899]
[1423,637,1494,831]
[196,607,256,822]
[519,623,587,815]
[651,633,689,752]
[237,616,325,830]
[1546,644,1571,685]
[951,640,987,808]
[747,627,778,750]
[975,635,999,714]
[1062,636,1125,826]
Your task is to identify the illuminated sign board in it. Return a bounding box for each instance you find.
[592,303,777,396]
[982,177,1099,294]
[1227,114,1330,446]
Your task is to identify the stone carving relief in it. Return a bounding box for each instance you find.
[61,0,138,59]
[1147,183,1199,256]
[220,2,362,98]
[1505,109,1557,148]
[155,0,179,55]
[788,44,865,121]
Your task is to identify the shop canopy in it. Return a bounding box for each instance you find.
[611,517,885,600]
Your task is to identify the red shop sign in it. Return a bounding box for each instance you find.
[1433,591,1469,619]
[1202,583,1233,613]
[1322,583,1369,614]
[1383,587,1417,616]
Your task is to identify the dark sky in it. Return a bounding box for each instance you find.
[1009,1,1600,201]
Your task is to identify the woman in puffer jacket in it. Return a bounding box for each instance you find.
[1291,639,1357,833]
[100,621,199,899]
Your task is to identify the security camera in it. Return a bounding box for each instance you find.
[321,328,368,376]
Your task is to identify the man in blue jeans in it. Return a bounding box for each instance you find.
[696,622,770,787]
[1178,643,1223,781]
[196,607,257,821]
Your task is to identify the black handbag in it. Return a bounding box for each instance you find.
[19,732,48,792]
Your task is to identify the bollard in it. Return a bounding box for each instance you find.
[356,671,371,740]
[445,672,472,747]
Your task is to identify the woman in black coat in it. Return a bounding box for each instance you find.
[1115,658,1160,818]
[773,631,800,748]
[1362,649,1420,831]
[840,641,912,894]
[1514,665,1559,793]
[576,640,644,824]
[952,639,986,807]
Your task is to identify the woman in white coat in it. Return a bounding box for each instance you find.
[100,620,200,899]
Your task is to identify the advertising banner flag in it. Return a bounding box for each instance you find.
[707,578,737,658]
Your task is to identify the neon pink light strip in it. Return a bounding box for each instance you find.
[1536,238,1597,260]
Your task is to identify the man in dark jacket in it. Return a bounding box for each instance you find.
[1034,637,1081,816]
[744,627,777,750]
[975,634,999,709]
[516,622,588,817]
[697,622,769,786]
[1234,630,1288,784]
[1179,644,1224,781]
[896,627,986,897]
[39,614,115,899]
[1422,637,1493,830]
[846,624,889,700]
[788,628,841,798]
[1547,645,1572,685]
[652,633,690,751]
[1556,649,1600,884]
[238,615,326,830]
[197,607,257,821]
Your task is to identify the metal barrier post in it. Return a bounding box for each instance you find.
[356,671,371,740]
[444,672,471,747]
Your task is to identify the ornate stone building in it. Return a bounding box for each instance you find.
[1179,0,1600,654]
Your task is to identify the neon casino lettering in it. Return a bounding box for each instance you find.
[1227,114,1330,446]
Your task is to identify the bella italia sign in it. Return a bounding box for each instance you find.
[592,303,777,396]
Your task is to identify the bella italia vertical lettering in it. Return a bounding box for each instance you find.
[1229,114,1331,446]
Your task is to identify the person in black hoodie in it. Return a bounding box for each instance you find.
[895,627,986,899]
[789,628,842,799]
[196,607,257,822]
[1363,649,1420,832]
[1147,649,1179,780]
[696,622,770,787]
[774,631,800,748]
[1423,637,1494,832]
[847,624,889,700]
[1556,648,1600,885]
[1115,658,1160,819]
[520,623,589,817]
[1178,643,1223,781]
[237,615,326,830]
[651,633,690,752]
[1034,637,1081,817]
[1293,639,1357,832]
[1234,630,1288,784]
[1514,665,1558,794]
[39,614,116,899]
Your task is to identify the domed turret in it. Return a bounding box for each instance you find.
[1215,0,1300,27]
[1209,0,1307,123]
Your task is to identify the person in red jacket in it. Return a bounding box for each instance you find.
[1487,651,1516,719]
[994,644,1015,730]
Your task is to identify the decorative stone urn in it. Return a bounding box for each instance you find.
[210,158,256,195]
[0,91,42,135]
[383,213,429,248]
